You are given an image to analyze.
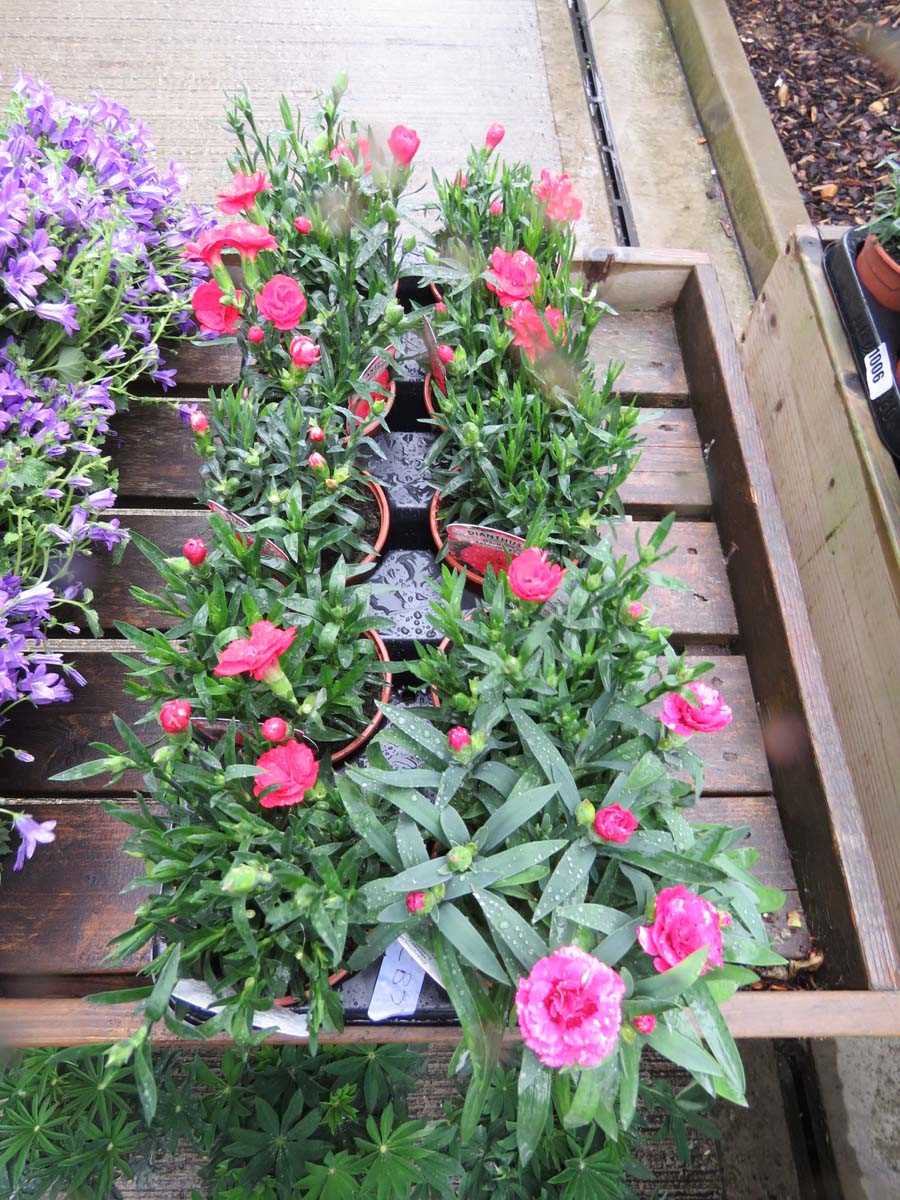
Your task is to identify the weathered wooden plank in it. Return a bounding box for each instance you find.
[741,229,900,960]
[75,512,736,641]
[3,991,900,1046]
[0,803,149,977]
[674,262,899,991]
[0,788,807,981]
[1,650,770,797]
[110,401,712,515]
[591,310,689,403]
[622,409,712,516]
[159,300,688,403]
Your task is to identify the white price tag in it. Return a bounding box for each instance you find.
[367,940,426,1021]
[864,341,893,401]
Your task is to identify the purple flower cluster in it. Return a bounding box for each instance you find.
[0,76,208,818]
[0,73,211,394]
[1,349,127,762]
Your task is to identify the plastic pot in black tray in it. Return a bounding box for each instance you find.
[824,227,900,458]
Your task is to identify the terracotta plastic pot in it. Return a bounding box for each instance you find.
[347,477,390,581]
[189,629,391,763]
[423,371,443,421]
[331,628,393,764]
[856,234,900,312]
[428,490,486,588]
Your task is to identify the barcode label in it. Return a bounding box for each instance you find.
[864,342,893,401]
[368,940,426,1021]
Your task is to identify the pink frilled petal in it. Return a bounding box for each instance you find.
[637,923,657,957]
[515,946,625,1070]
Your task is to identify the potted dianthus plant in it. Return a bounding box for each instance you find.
[344,542,785,1149]
[427,370,639,581]
[187,77,422,423]
[190,380,390,577]
[856,155,900,311]
[53,523,395,1046]
[119,519,392,759]
[420,125,595,411]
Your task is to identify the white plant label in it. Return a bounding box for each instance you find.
[368,940,426,1021]
[172,977,310,1038]
[397,934,445,989]
[863,341,892,401]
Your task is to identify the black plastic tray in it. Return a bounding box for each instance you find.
[824,227,900,458]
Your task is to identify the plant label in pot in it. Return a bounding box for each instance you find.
[207,500,291,565]
[446,522,525,580]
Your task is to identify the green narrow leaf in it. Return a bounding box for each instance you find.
[563,1066,603,1129]
[144,944,182,1022]
[336,775,402,870]
[395,816,430,869]
[381,705,453,763]
[687,980,746,1102]
[478,783,558,852]
[533,840,597,923]
[435,904,508,983]
[647,1025,724,1078]
[633,947,709,1001]
[473,888,547,970]
[133,1039,157,1125]
[508,702,580,813]
[517,1048,551,1166]
[85,986,153,1005]
[557,903,630,933]
[593,917,642,966]
[618,1039,641,1130]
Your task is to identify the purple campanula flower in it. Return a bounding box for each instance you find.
[87,518,125,550]
[151,367,177,390]
[19,663,72,705]
[85,487,115,509]
[12,813,57,871]
[34,299,79,335]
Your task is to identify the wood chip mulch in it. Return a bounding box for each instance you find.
[726,0,899,225]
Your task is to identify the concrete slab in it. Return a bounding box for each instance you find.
[583,0,753,327]
[1,0,615,247]
[812,1039,900,1200]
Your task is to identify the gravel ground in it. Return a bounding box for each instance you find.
[727,0,899,225]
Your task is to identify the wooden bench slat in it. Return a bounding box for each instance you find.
[591,310,689,403]
[0,802,149,977]
[162,311,689,406]
[73,513,736,641]
[0,791,808,979]
[0,651,770,798]
[4,990,898,1045]
[110,402,711,515]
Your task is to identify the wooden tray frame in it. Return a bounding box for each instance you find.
[2,248,898,1045]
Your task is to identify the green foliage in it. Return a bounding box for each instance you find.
[199,382,388,571]
[120,523,386,746]
[428,371,640,551]
[0,1043,454,1200]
